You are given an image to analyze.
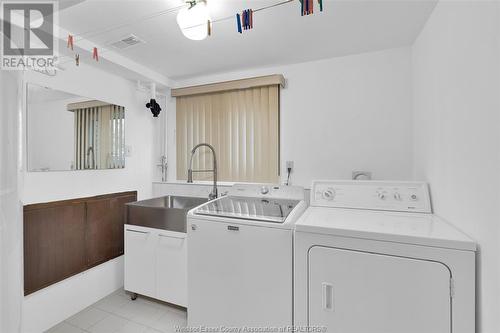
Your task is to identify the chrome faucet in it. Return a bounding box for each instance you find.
[187,143,218,200]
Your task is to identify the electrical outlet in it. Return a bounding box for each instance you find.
[286,160,294,171]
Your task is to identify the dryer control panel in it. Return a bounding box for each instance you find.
[311,181,431,213]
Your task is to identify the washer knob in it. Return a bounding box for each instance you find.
[261,186,270,195]
[322,188,335,201]
[378,192,386,200]
[394,192,402,201]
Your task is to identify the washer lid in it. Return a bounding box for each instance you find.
[194,196,301,223]
[295,207,476,251]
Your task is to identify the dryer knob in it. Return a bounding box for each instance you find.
[261,186,270,195]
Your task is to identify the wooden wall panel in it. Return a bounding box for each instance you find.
[23,191,137,295]
[86,193,136,267]
[24,203,86,295]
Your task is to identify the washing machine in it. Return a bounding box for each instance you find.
[187,183,307,328]
[294,180,476,333]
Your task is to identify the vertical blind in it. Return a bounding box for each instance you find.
[73,104,125,170]
[176,85,279,183]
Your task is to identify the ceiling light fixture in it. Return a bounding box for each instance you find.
[177,0,211,41]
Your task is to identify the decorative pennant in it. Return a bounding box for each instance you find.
[318,0,323,12]
[75,53,80,66]
[67,34,74,50]
[92,47,99,61]
[236,13,242,33]
[207,20,212,36]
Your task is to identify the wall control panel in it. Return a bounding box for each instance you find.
[311,180,431,213]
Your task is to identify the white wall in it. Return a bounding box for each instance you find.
[412,2,500,332]
[167,47,414,187]
[0,71,23,333]
[21,63,158,333]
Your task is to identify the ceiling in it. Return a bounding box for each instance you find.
[57,0,437,80]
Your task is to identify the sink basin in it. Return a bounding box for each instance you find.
[126,196,208,233]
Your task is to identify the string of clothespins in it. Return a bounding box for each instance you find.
[63,0,324,67]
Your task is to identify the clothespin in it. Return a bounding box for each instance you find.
[92,47,99,61]
[236,13,242,33]
[67,34,74,50]
[75,54,80,66]
[299,0,315,16]
[318,0,323,12]
[207,20,212,36]
[240,9,253,31]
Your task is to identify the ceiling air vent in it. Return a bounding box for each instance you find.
[109,34,144,50]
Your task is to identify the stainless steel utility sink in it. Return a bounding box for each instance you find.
[126,196,207,233]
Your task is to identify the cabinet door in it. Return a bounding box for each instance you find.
[188,219,293,327]
[124,226,156,298]
[309,246,451,333]
[86,193,136,267]
[156,232,187,306]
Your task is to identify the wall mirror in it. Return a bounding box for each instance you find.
[27,83,126,172]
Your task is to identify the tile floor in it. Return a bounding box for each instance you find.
[45,289,187,333]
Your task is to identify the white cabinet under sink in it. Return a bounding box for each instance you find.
[124,224,187,307]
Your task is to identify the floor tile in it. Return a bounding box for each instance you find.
[143,328,163,333]
[88,313,129,333]
[149,310,187,333]
[114,300,166,326]
[44,322,86,333]
[46,289,188,333]
[66,307,109,330]
[117,320,149,333]
[94,292,129,314]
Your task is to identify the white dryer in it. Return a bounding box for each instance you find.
[294,180,476,333]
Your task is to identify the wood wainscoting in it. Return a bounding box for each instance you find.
[23,191,137,296]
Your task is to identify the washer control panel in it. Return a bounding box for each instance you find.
[229,183,305,200]
[311,180,431,213]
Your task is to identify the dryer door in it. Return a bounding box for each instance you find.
[308,246,451,333]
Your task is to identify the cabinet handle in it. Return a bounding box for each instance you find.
[126,229,150,235]
[227,225,239,231]
[159,234,185,240]
[322,282,334,311]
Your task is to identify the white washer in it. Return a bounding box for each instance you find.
[187,183,307,328]
[294,180,476,333]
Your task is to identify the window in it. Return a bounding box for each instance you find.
[174,76,282,183]
[70,101,125,170]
